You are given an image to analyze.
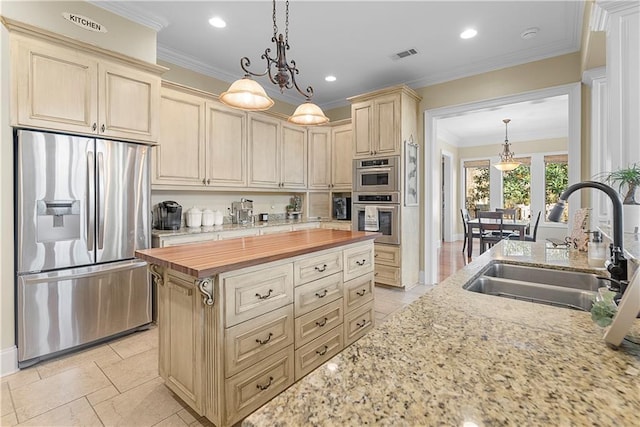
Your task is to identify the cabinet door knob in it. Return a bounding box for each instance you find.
[207,179,211,185]
[92,123,97,131]
[202,179,206,185]
[101,124,105,133]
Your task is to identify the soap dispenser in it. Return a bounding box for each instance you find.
[587,230,607,267]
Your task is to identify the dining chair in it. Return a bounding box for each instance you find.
[460,208,481,253]
[496,208,517,221]
[508,211,541,242]
[477,211,507,253]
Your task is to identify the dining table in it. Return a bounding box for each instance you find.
[466,218,530,258]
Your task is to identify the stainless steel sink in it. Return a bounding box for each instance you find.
[464,263,609,311]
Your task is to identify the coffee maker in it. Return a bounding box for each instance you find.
[155,201,182,230]
[231,198,254,225]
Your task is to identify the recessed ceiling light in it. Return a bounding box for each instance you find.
[521,27,539,40]
[460,28,477,39]
[208,16,226,28]
[325,75,337,82]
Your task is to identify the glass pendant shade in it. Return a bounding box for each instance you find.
[494,160,521,172]
[219,77,274,111]
[288,101,329,126]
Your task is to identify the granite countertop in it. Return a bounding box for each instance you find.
[243,240,640,426]
[136,229,378,278]
[151,218,349,237]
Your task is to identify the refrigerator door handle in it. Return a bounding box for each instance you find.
[87,151,95,250]
[97,151,105,250]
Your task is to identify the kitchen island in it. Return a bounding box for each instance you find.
[243,240,640,426]
[135,229,379,427]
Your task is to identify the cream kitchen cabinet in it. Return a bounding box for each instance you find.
[248,114,307,189]
[308,120,353,190]
[349,85,420,158]
[153,83,246,189]
[9,27,162,143]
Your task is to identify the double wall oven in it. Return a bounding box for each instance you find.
[352,156,401,245]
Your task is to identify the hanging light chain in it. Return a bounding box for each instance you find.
[285,0,289,46]
[272,0,278,40]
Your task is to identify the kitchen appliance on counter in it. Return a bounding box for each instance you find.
[15,129,152,367]
[155,201,182,230]
[352,192,400,245]
[231,198,254,224]
[354,156,400,193]
[333,196,352,220]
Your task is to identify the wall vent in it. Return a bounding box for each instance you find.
[394,48,418,59]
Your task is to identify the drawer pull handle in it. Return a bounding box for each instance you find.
[356,320,369,328]
[314,264,327,272]
[316,317,328,327]
[374,253,379,257]
[256,376,274,391]
[255,289,273,300]
[356,289,367,296]
[356,259,367,266]
[256,332,273,345]
[316,345,329,356]
[315,289,328,298]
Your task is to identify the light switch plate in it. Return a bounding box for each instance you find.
[603,268,640,348]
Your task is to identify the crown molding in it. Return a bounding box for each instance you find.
[88,1,168,31]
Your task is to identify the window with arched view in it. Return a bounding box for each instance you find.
[545,154,569,222]
[463,160,490,218]
[502,158,531,220]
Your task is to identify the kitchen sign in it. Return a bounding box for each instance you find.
[62,12,107,33]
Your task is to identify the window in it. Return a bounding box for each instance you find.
[502,157,531,220]
[463,160,490,218]
[545,154,569,222]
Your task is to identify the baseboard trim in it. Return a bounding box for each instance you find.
[0,346,19,377]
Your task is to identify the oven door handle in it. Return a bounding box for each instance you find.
[359,167,392,173]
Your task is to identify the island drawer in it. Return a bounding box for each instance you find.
[343,243,374,281]
[221,262,294,327]
[294,249,342,285]
[224,346,294,425]
[224,305,294,378]
[294,272,343,316]
[294,298,343,349]
[344,300,375,346]
[374,243,400,267]
[344,272,375,313]
[294,325,343,381]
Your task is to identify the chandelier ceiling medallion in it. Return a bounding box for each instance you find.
[494,118,521,172]
[219,0,329,126]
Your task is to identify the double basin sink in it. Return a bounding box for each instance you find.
[464,262,609,311]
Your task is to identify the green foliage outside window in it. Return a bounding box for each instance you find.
[503,165,531,208]
[545,162,569,222]
[465,167,490,215]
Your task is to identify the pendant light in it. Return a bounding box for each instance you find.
[494,119,521,172]
[219,0,329,126]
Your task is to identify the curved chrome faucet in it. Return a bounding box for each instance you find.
[548,181,628,293]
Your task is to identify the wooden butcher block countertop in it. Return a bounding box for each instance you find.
[135,229,379,278]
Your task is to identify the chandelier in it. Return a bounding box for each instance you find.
[494,119,521,172]
[219,0,329,126]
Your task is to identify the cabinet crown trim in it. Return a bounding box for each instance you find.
[346,84,422,103]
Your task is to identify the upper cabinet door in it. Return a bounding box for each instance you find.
[307,127,332,189]
[13,36,98,135]
[374,94,400,156]
[331,124,353,189]
[154,87,206,186]
[281,124,307,189]
[98,60,160,142]
[352,101,373,158]
[206,102,247,187]
[248,114,280,188]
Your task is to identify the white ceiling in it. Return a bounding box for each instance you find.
[92,0,585,111]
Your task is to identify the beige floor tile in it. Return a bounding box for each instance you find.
[373,299,405,315]
[1,369,41,391]
[93,377,185,426]
[11,364,110,423]
[176,407,199,425]
[153,413,189,426]
[1,411,17,426]
[86,385,119,406]
[99,348,158,393]
[189,416,215,427]
[17,397,101,426]
[1,382,14,416]
[109,327,158,360]
[37,345,122,379]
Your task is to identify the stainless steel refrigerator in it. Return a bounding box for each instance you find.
[15,129,152,367]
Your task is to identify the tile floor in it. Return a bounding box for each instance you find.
[0,242,465,426]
